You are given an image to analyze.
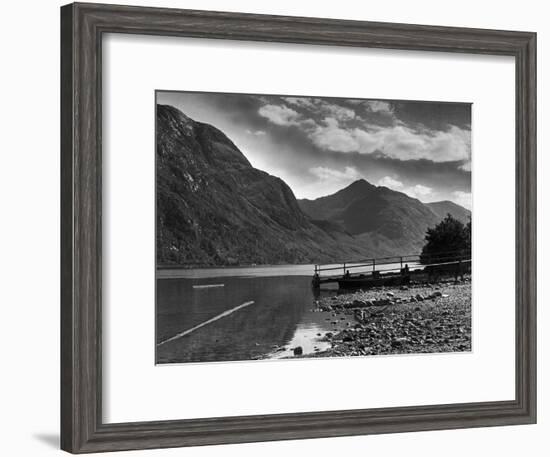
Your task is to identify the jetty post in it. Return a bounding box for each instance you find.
[312,264,321,289]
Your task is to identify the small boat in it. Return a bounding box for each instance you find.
[337,272,410,290]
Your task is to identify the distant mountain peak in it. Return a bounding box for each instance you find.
[329,178,376,198]
[298,179,471,249]
[426,200,470,224]
[429,200,465,208]
[347,178,373,189]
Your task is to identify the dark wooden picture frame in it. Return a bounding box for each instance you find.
[60,2,537,453]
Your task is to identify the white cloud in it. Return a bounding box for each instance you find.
[280,98,355,122]
[345,100,393,115]
[378,177,438,203]
[308,121,470,163]
[366,100,393,114]
[309,117,359,152]
[300,119,318,129]
[298,166,363,199]
[378,176,404,190]
[324,104,355,121]
[309,165,362,181]
[452,191,472,210]
[245,129,266,136]
[282,97,355,121]
[281,97,318,109]
[282,97,322,109]
[407,184,433,200]
[356,124,470,162]
[258,104,301,126]
[258,101,470,165]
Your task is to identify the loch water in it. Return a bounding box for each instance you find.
[155,265,340,364]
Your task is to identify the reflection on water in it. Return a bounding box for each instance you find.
[268,323,332,359]
[156,272,341,364]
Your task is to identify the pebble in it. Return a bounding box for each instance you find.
[312,281,471,357]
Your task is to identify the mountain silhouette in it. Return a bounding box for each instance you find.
[156,104,470,266]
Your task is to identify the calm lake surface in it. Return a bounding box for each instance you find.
[155,265,336,364]
[155,263,417,364]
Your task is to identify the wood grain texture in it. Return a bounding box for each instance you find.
[60,2,537,453]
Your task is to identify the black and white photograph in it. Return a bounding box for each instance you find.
[155,91,472,364]
[0,0,541,455]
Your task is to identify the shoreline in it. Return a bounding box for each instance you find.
[291,277,472,358]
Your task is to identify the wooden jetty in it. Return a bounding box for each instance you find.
[312,251,471,290]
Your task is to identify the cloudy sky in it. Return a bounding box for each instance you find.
[157,91,472,209]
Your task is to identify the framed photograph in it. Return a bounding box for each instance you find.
[154,91,474,364]
[60,2,536,453]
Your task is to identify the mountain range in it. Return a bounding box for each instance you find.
[156,104,470,267]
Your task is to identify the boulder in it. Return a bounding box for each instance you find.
[350,299,369,308]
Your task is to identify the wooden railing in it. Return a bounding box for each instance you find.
[313,250,471,279]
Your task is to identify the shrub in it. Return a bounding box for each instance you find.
[420,214,471,265]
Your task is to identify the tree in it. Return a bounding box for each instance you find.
[420,214,471,265]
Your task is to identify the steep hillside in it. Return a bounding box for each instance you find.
[157,105,371,266]
[157,104,471,266]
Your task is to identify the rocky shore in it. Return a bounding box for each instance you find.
[297,277,471,358]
